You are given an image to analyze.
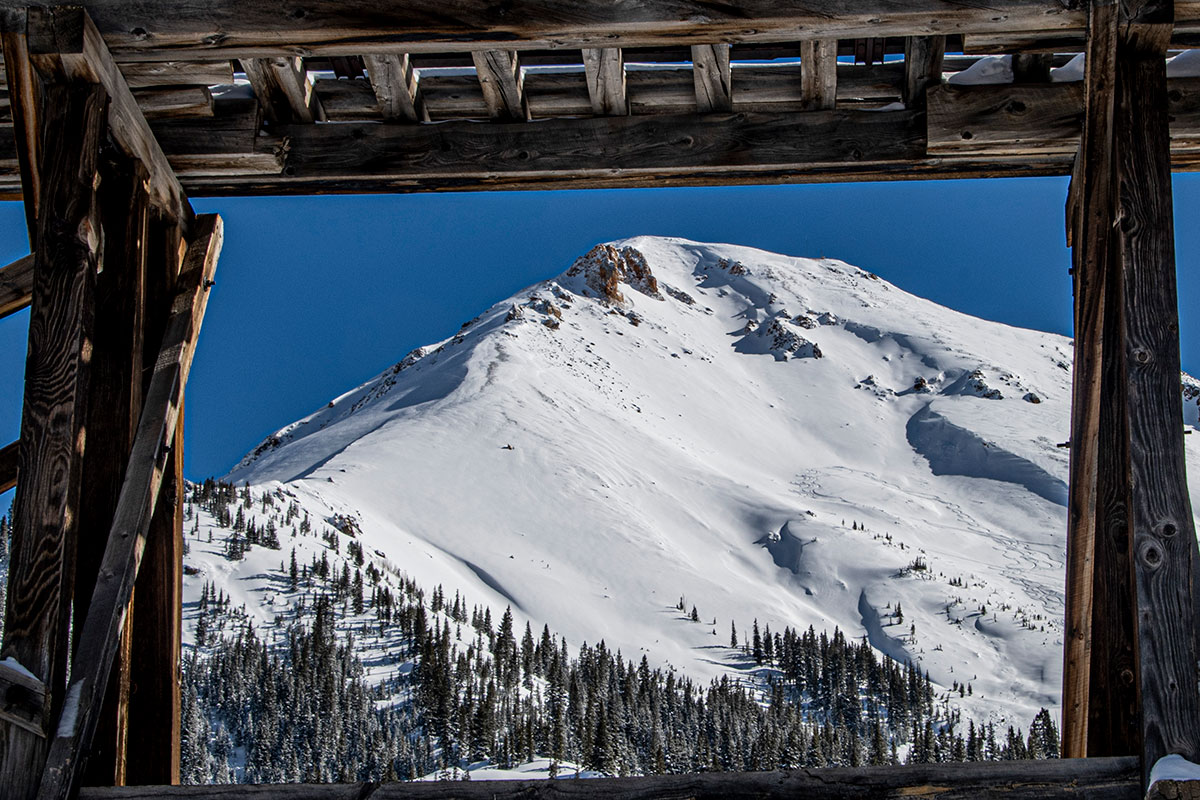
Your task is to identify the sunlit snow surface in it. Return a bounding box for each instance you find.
[188,237,1200,739]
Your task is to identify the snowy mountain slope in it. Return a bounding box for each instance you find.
[199,236,1200,733]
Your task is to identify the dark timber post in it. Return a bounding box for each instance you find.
[1064,0,1200,783]
[0,82,109,800]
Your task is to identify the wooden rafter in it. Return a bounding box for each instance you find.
[472,50,528,121]
[690,44,732,112]
[34,214,222,800]
[363,54,426,122]
[904,36,945,111]
[799,40,837,111]
[242,57,325,125]
[582,48,627,116]
[0,252,34,319]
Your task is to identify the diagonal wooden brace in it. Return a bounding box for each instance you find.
[33,213,222,800]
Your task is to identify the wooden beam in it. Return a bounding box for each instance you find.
[1013,53,1055,83]
[0,439,16,494]
[904,35,945,111]
[0,0,1109,60]
[26,6,191,225]
[582,48,627,116]
[471,50,528,121]
[691,44,732,112]
[74,156,151,788]
[799,40,837,111]
[118,61,233,88]
[0,82,108,800]
[1,10,43,249]
[133,87,214,120]
[362,54,426,122]
[77,757,1145,800]
[34,214,222,800]
[0,252,34,319]
[0,656,46,736]
[241,57,325,124]
[927,82,1086,156]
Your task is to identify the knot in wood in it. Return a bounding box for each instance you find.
[1133,348,1151,364]
[1006,100,1027,114]
[1140,541,1163,569]
[1120,668,1135,686]
[1158,521,1178,537]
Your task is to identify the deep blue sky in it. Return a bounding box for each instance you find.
[1,175,1198,508]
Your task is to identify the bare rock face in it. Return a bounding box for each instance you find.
[763,319,823,360]
[566,244,663,305]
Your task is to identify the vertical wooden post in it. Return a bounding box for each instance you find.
[75,155,151,787]
[0,9,44,249]
[0,82,108,800]
[1065,0,1200,783]
[125,212,186,785]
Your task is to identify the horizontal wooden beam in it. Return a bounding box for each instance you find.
[0,654,47,737]
[77,757,1143,799]
[26,7,191,224]
[0,252,34,319]
[0,1,1132,59]
[0,438,15,493]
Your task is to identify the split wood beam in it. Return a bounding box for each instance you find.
[1,10,43,248]
[472,50,529,121]
[799,41,837,111]
[582,48,628,116]
[691,44,732,112]
[0,252,34,319]
[363,54,426,122]
[34,213,222,800]
[242,57,326,125]
[1062,0,1200,785]
[0,0,1135,61]
[904,35,946,111]
[0,439,15,493]
[25,6,190,226]
[0,82,109,800]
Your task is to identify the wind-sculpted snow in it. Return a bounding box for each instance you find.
[905,404,1069,506]
[215,235,1200,737]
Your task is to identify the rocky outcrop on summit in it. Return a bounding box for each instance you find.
[566,244,663,305]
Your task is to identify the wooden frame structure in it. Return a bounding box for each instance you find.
[0,1,1197,798]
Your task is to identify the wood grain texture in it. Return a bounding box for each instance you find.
[928,82,1086,155]
[241,57,325,124]
[903,35,945,111]
[0,251,34,319]
[33,214,222,800]
[76,757,1144,800]
[132,87,214,120]
[1116,40,1200,783]
[26,6,191,225]
[0,654,46,736]
[0,0,1098,60]
[472,50,529,120]
[118,61,233,89]
[0,438,15,493]
[2,13,43,248]
[799,40,837,111]
[582,48,627,116]
[74,156,151,788]
[690,44,732,112]
[0,82,108,800]
[363,54,426,122]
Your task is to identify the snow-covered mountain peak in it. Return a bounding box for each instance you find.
[210,236,1200,735]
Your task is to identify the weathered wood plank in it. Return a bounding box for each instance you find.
[1114,10,1200,784]
[119,60,233,89]
[0,654,46,736]
[0,82,108,800]
[1,11,43,248]
[0,251,34,319]
[472,50,529,120]
[34,214,222,800]
[362,54,426,122]
[0,1,1103,61]
[126,213,187,787]
[0,439,15,493]
[799,40,837,111]
[74,156,151,788]
[133,87,214,119]
[26,6,191,224]
[582,48,627,115]
[78,757,1145,800]
[903,35,945,111]
[241,57,325,124]
[691,44,732,112]
[928,82,1086,155]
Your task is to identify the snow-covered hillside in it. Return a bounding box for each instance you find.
[194,236,1200,734]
